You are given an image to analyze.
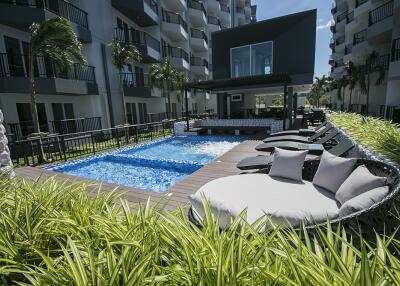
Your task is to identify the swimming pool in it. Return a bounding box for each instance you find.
[47,136,243,192]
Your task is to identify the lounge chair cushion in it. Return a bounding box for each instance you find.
[313,151,356,194]
[189,174,340,229]
[269,148,308,181]
[335,165,387,205]
[339,186,389,217]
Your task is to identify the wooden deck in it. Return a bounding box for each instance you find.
[15,139,267,210]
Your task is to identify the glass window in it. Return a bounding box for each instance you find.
[230,41,273,78]
[231,46,250,78]
[251,42,273,76]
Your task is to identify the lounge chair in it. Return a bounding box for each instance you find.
[237,137,354,170]
[262,124,334,143]
[268,121,329,138]
[189,159,399,235]
[255,129,340,152]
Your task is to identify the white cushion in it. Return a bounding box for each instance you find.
[313,151,356,194]
[189,174,339,229]
[335,165,387,205]
[339,186,389,217]
[269,148,308,181]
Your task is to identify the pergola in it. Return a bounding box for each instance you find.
[184,73,292,131]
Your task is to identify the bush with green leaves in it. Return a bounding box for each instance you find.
[0,176,400,285]
[329,112,400,164]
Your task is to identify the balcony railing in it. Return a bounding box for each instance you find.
[337,11,347,23]
[190,57,208,68]
[190,28,208,43]
[356,0,368,8]
[208,16,221,26]
[369,0,394,26]
[162,10,188,32]
[331,5,337,14]
[0,53,95,82]
[120,72,149,88]
[114,28,160,52]
[188,0,207,16]
[371,54,390,71]
[162,46,189,62]
[345,44,353,55]
[392,38,400,62]
[2,0,89,28]
[221,4,230,13]
[335,59,344,68]
[347,11,354,23]
[335,36,345,46]
[143,0,159,15]
[353,29,367,45]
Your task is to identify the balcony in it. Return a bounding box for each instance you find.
[389,38,400,79]
[335,35,346,52]
[162,0,186,12]
[162,46,190,70]
[0,0,91,43]
[188,0,207,27]
[368,0,394,44]
[236,7,245,25]
[162,11,188,42]
[120,73,156,98]
[208,0,221,16]
[190,28,208,52]
[354,0,371,18]
[352,29,370,56]
[115,28,161,63]
[207,16,221,32]
[344,44,353,62]
[219,4,230,25]
[111,0,159,27]
[371,54,390,71]
[0,53,98,96]
[190,57,209,76]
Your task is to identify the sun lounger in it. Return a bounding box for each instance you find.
[268,121,329,138]
[262,125,333,143]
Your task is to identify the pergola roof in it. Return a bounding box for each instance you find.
[185,73,291,92]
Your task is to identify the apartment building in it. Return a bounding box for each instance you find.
[329,0,400,121]
[0,0,255,139]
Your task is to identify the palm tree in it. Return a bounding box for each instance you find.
[309,75,330,107]
[109,37,141,124]
[149,56,179,119]
[336,76,349,111]
[358,51,386,114]
[175,71,187,118]
[344,61,358,111]
[29,17,86,135]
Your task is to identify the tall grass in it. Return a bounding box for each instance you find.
[0,176,399,285]
[329,112,400,164]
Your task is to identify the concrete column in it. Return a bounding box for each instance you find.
[288,87,294,129]
[0,110,14,178]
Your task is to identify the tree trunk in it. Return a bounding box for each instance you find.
[366,72,370,115]
[166,81,171,120]
[119,72,128,125]
[342,88,346,111]
[349,89,353,111]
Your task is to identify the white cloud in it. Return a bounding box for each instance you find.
[317,19,333,31]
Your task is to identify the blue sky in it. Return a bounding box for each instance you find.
[252,0,333,78]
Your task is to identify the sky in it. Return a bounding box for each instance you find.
[252,0,333,78]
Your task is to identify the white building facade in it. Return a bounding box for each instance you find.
[0,0,256,139]
[329,0,400,121]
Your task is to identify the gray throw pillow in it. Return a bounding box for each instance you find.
[269,148,308,182]
[312,151,356,194]
[339,186,389,217]
[335,165,387,205]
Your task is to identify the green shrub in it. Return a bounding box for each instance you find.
[0,176,400,285]
[329,112,400,164]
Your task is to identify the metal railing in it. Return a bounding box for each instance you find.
[356,0,368,7]
[120,72,149,88]
[335,59,344,68]
[371,54,390,71]
[335,36,345,45]
[188,0,206,16]
[353,29,367,45]
[345,44,353,55]
[162,46,189,62]
[0,53,96,82]
[9,120,176,166]
[392,38,400,62]
[1,0,89,28]
[208,16,220,26]
[162,10,188,32]
[369,0,393,26]
[7,117,102,141]
[337,11,347,23]
[114,28,160,52]
[347,11,354,23]
[143,0,159,15]
[190,28,208,43]
[190,57,208,68]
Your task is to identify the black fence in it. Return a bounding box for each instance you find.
[9,120,176,167]
[369,0,393,26]
[190,28,208,43]
[353,29,367,45]
[162,46,189,62]
[162,10,188,32]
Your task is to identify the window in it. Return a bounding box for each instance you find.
[192,103,198,114]
[231,94,242,102]
[138,103,147,123]
[126,103,137,124]
[230,41,273,78]
[16,103,48,136]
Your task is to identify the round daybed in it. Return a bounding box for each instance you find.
[188,159,400,239]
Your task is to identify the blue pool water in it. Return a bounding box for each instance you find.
[47,136,243,192]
